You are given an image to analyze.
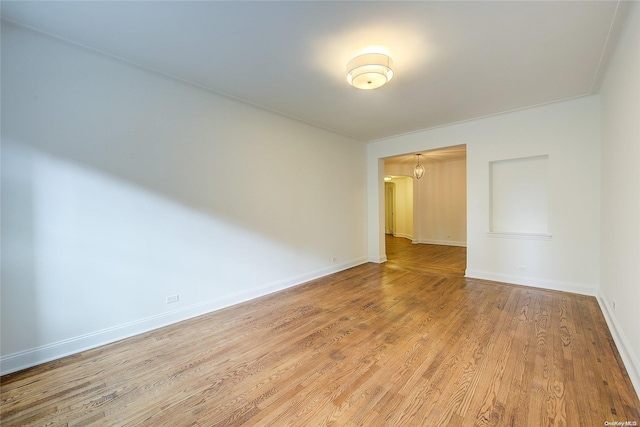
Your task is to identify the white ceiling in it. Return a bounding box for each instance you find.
[385,144,467,168]
[1,1,627,142]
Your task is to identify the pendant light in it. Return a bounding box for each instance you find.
[413,154,425,179]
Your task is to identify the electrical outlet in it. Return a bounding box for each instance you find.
[166,294,179,304]
[332,257,337,262]
[612,300,616,311]
[517,265,528,273]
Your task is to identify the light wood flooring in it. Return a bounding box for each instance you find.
[1,236,639,426]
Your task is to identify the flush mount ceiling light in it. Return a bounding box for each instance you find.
[346,53,394,90]
[413,154,425,179]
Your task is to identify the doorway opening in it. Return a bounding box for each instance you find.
[384,181,396,235]
[383,145,467,275]
[384,176,413,239]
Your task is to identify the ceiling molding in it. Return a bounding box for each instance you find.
[1,1,626,142]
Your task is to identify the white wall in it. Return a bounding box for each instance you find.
[368,96,601,296]
[418,159,466,246]
[0,23,368,374]
[598,1,640,395]
[489,155,548,234]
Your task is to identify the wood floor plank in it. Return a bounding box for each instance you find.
[2,236,638,426]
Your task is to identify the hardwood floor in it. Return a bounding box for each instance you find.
[2,236,638,426]
[385,234,466,277]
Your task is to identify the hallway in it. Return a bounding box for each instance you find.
[385,235,466,277]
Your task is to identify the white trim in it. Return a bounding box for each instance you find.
[0,257,368,376]
[412,239,467,247]
[392,233,414,240]
[369,255,388,263]
[596,290,640,398]
[486,232,552,240]
[465,269,598,296]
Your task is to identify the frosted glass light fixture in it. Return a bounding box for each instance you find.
[413,154,425,179]
[346,53,394,90]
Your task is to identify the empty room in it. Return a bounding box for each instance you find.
[1,1,639,426]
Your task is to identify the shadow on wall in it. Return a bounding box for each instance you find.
[0,22,366,259]
[2,141,327,357]
[0,22,367,370]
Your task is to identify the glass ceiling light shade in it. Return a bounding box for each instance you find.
[346,53,394,90]
[413,154,425,179]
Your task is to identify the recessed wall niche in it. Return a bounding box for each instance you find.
[489,155,550,237]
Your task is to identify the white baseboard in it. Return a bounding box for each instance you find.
[369,255,387,263]
[0,257,368,376]
[412,239,467,247]
[392,233,413,240]
[596,291,640,398]
[465,269,598,296]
